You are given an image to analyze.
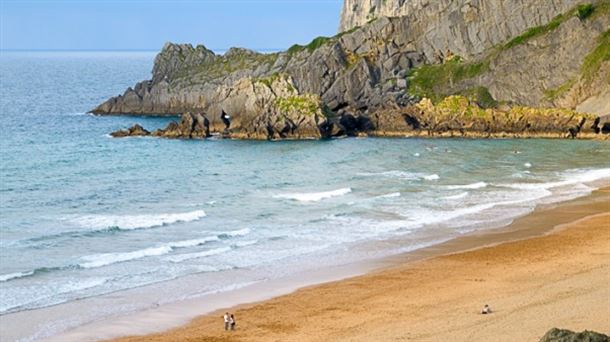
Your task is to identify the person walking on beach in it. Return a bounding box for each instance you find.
[230,314,236,330]
[223,312,230,330]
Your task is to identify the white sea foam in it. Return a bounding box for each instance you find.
[223,228,251,237]
[273,188,352,202]
[358,170,421,180]
[400,187,553,229]
[69,210,206,231]
[0,271,35,282]
[166,236,220,248]
[442,192,469,200]
[524,162,532,168]
[446,182,488,190]
[376,192,401,199]
[359,171,442,181]
[166,247,232,263]
[80,246,174,268]
[78,235,222,268]
[58,278,108,293]
[324,215,415,236]
[233,240,258,247]
[498,168,610,191]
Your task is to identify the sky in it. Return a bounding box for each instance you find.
[0,0,344,51]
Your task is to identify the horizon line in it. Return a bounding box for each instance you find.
[0,48,285,52]
[0,46,285,51]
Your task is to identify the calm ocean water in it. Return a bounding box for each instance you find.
[1,51,609,340]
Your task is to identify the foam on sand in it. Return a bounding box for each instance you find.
[498,168,610,191]
[273,188,352,202]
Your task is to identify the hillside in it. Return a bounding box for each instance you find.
[95,0,610,140]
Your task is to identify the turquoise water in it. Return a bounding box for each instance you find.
[1,52,609,340]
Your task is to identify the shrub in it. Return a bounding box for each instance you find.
[576,4,595,20]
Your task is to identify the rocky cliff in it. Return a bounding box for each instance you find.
[338,0,584,45]
[94,0,610,140]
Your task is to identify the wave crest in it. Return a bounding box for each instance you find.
[446,182,488,190]
[69,210,206,231]
[166,247,232,263]
[273,188,352,202]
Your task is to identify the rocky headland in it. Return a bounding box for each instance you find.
[97,0,610,140]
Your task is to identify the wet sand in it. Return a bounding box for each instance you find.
[105,188,610,342]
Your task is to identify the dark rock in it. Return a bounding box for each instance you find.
[110,124,150,138]
[338,113,375,136]
[152,112,208,139]
[539,328,609,342]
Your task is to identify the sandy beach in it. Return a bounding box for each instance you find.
[106,188,610,342]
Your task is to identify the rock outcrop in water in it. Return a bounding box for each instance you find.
[110,124,150,138]
[96,0,610,140]
[112,96,607,139]
[539,328,609,342]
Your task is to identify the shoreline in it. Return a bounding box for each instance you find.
[44,185,610,342]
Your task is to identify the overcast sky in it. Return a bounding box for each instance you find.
[0,0,343,51]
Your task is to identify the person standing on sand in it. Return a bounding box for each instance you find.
[230,314,236,330]
[481,304,492,314]
[223,312,230,330]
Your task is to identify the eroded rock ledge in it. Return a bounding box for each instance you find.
[111,96,610,140]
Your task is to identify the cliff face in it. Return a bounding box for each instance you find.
[416,8,610,112]
[339,0,584,43]
[94,0,610,140]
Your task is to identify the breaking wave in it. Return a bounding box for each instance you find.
[273,188,352,202]
[69,210,207,231]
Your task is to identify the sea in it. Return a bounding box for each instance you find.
[1,51,609,341]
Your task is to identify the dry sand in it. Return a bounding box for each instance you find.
[111,190,610,342]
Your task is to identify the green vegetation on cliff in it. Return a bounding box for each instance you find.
[545,27,610,100]
[581,29,610,80]
[172,50,278,85]
[288,36,333,56]
[577,4,595,20]
[287,24,368,57]
[406,57,489,101]
[275,94,323,116]
[503,14,565,49]
[407,1,609,105]
[504,1,607,49]
[544,80,576,100]
[457,87,498,109]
